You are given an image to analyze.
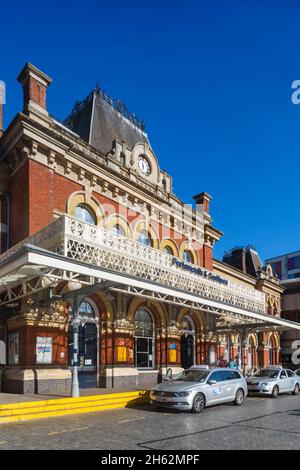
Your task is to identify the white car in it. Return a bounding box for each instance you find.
[151,366,248,413]
[247,367,300,398]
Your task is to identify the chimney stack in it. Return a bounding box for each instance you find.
[223,247,247,274]
[17,63,52,118]
[193,192,212,214]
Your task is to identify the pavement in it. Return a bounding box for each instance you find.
[0,393,299,450]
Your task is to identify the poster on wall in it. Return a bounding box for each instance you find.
[36,337,53,364]
[8,332,19,365]
[117,346,127,362]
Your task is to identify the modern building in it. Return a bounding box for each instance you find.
[267,251,300,368]
[267,250,300,280]
[0,63,299,395]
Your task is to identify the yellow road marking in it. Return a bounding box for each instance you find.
[119,417,145,423]
[48,426,89,436]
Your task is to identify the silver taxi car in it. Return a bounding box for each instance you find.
[150,366,247,413]
[247,366,300,398]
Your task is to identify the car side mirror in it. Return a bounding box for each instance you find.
[208,380,217,385]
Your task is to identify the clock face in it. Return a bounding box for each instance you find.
[138,156,151,176]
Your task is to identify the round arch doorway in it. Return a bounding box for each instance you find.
[180,316,195,369]
[68,300,98,388]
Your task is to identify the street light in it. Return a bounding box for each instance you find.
[67,281,83,398]
[71,308,80,398]
[242,336,247,376]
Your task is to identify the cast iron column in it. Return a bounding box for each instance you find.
[71,297,80,398]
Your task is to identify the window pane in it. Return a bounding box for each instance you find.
[136,352,149,368]
[164,246,173,255]
[75,205,96,225]
[220,370,233,381]
[209,371,222,382]
[183,251,192,263]
[134,309,154,337]
[182,317,193,331]
[112,224,125,236]
[137,337,148,353]
[138,230,151,246]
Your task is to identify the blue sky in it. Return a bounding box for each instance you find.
[1,0,300,261]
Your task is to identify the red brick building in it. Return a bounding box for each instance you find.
[0,63,297,394]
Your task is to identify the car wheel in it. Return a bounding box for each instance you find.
[233,388,245,406]
[292,383,299,395]
[271,385,279,398]
[192,393,205,413]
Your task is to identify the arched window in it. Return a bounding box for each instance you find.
[269,336,276,365]
[112,224,125,237]
[138,230,152,247]
[68,300,97,321]
[164,245,174,256]
[182,316,194,333]
[134,308,154,369]
[75,204,96,225]
[78,301,96,318]
[183,250,193,263]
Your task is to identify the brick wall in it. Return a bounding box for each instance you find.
[28,159,83,235]
[10,161,29,246]
[13,159,207,266]
[9,325,68,367]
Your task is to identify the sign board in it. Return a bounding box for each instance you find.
[173,259,229,286]
[169,349,177,362]
[117,346,127,362]
[36,337,52,364]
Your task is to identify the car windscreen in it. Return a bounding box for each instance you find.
[175,370,209,382]
[253,369,279,379]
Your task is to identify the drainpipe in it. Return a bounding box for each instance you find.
[0,192,10,251]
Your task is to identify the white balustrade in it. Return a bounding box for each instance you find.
[0,214,266,314]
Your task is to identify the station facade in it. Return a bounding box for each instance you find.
[0,63,292,394]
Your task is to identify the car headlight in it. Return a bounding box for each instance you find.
[261,382,270,387]
[174,391,190,397]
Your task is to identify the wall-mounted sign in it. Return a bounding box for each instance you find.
[8,333,19,365]
[36,337,52,364]
[170,343,176,350]
[173,259,229,286]
[169,349,177,362]
[117,346,127,362]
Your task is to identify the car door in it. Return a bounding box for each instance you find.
[286,369,296,391]
[279,370,289,392]
[205,371,226,405]
[219,370,236,401]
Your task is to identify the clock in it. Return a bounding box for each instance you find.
[138,155,151,176]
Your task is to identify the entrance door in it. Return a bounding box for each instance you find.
[69,322,98,388]
[79,323,97,388]
[181,334,194,369]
